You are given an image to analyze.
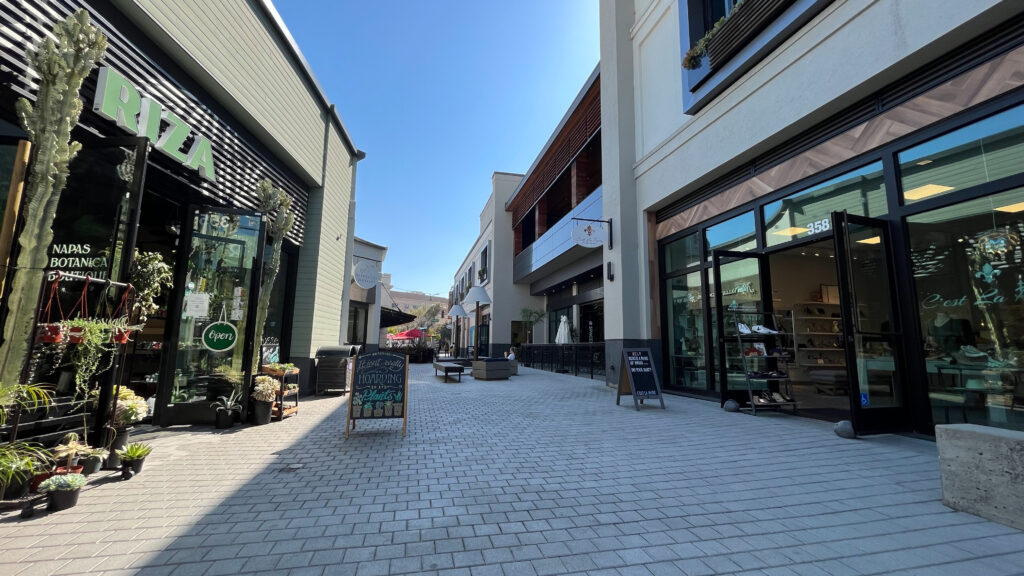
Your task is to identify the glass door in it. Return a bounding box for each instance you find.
[832,211,908,434]
[158,207,265,425]
[711,250,771,405]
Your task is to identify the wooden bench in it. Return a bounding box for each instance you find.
[433,361,465,382]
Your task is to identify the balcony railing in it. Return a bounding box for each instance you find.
[513,186,602,283]
[519,343,605,380]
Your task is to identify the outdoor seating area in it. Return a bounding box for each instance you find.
[432,361,465,382]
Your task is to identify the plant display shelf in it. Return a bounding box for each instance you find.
[270,371,299,421]
[727,312,798,416]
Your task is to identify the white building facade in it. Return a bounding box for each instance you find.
[601,0,1024,436]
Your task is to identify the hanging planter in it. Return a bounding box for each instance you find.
[36,323,66,344]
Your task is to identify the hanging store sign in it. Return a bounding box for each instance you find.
[202,321,238,352]
[572,221,606,248]
[93,67,217,182]
[353,260,380,289]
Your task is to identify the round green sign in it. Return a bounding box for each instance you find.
[202,321,238,352]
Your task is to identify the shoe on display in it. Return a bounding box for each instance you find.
[771,391,787,403]
[960,345,987,359]
[753,395,770,405]
[737,323,753,335]
[767,370,788,378]
[804,306,815,316]
[778,391,794,402]
[752,325,778,334]
[743,346,763,357]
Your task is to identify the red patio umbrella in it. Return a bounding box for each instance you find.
[392,328,423,340]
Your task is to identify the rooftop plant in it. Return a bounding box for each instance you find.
[115,442,152,462]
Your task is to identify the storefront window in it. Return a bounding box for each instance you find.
[705,211,756,259]
[900,104,1024,205]
[907,187,1024,431]
[764,162,887,246]
[579,300,604,343]
[665,233,701,273]
[347,303,368,345]
[548,306,572,343]
[666,272,706,391]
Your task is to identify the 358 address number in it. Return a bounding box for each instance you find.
[808,218,831,234]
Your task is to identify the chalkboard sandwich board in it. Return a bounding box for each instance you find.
[346,351,409,438]
[617,348,665,410]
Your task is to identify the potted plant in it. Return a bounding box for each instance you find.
[251,375,277,425]
[262,362,297,377]
[39,473,86,511]
[0,442,51,500]
[130,249,174,326]
[62,317,116,397]
[211,389,242,429]
[478,267,487,282]
[116,442,152,478]
[52,432,89,475]
[104,388,149,468]
[79,446,108,476]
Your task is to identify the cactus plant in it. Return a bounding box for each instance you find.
[252,179,295,373]
[0,10,107,393]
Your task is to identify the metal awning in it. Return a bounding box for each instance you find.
[380,306,416,329]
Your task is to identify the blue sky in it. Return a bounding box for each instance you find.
[275,1,600,297]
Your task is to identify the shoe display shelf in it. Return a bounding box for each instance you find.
[728,312,798,416]
[793,302,846,369]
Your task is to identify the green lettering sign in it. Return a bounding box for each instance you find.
[202,321,238,352]
[92,66,217,182]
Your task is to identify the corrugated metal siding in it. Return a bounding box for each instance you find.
[121,0,325,181]
[0,0,310,242]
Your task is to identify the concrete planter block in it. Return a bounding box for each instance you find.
[935,423,1024,531]
[471,359,512,380]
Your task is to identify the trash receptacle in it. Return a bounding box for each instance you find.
[315,345,360,395]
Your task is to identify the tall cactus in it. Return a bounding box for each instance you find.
[252,179,295,373]
[0,11,107,391]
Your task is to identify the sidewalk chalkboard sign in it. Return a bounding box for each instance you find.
[346,351,409,438]
[617,348,665,410]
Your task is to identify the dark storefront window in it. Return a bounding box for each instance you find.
[665,233,701,273]
[549,306,572,343]
[578,301,604,343]
[764,162,887,247]
[666,272,706,391]
[908,187,1024,431]
[348,303,368,345]
[900,103,1024,205]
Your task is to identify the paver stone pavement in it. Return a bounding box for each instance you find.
[2,362,1023,576]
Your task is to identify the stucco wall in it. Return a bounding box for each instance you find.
[632,0,1022,213]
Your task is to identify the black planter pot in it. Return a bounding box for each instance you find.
[105,429,131,469]
[121,457,145,479]
[46,488,81,511]
[80,456,103,476]
[252,401,272,425]
[1,476,30,500]
[215,410,235,429]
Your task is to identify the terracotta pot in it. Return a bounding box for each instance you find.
[112,328,131,344]
[36,324,65,344]
[54,466,84,475]
[30,472,53,493]
[68,326,85,344]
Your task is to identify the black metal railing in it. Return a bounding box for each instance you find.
[519,344,606,380]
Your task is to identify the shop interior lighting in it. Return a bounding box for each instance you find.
[857,236,882,244]
[916,159,933,166]
[771,226,810,236]
[904,184,954,200]
[995,201,1024,213]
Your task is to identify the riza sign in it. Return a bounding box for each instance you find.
[93,67,217,182]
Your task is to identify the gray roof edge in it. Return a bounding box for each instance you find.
[504,63,600,211]
[256,0,365,161]
[354,236,388,250]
